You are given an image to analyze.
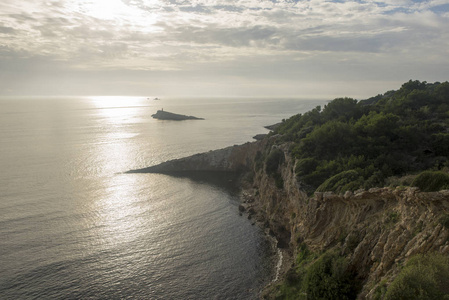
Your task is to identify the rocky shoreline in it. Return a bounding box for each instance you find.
[239,189,294,296]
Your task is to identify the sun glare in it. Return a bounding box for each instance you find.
[83,0,144,21]
[89,96,146,109]
[74,0,162,32]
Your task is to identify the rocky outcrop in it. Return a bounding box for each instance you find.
[151,110,204,120]
[264,123,282,131]
[253,134,268,141]
[127,141,266,174]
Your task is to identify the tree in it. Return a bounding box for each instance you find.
[321,98,360,122]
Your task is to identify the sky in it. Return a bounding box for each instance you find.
[0,0,448,98]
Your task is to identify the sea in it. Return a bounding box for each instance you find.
[0,96,326,299]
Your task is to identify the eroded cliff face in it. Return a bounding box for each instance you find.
[131,139,449,298]
[242,143,449,298]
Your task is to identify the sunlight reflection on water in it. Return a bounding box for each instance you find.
[94,175,145,247]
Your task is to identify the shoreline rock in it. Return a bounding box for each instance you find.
[253,134,268,140]
[264,122,282,131]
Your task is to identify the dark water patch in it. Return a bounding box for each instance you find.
[168,171,241,194]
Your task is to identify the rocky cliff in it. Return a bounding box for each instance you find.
[240,142,449,298]
[127,141,264,174]
[131,139,449,299]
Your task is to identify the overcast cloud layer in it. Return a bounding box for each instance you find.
[0,0,448,97]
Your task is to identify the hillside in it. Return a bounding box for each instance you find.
[272,80,449,196]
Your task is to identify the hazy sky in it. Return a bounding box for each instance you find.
[0,0,448,98]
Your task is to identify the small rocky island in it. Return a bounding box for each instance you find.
[151,110,204,121]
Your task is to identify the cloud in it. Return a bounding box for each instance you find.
[0,25,16,34]
[157,22,279,47]
[0,0,448,96]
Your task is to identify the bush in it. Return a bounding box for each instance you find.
[299,121,355,160]
[385,211,401,225]
[274,172,284,189]
[321,97,360,122]
[412,171,449,192]
[265,148,285,175]
[254,151,264,171]
[295,157,319,177]
[302,251,359,300]
[384,253,449,300]
[431,133,449,156]
[296,243,313,266]
[316,170,364,193]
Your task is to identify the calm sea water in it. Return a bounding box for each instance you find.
[0,96,325,299]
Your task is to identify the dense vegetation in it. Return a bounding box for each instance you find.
[269,243,361,300]
[271,249,449,300]
[381,253,449,299]
[272,80,449,194]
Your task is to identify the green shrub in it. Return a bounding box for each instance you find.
[385,211,401,226]
[363,170,386,190]
[316,170,364,193]
[432,133,449,157]
[274,172,284,189]
[384,253,449,300]
[302,251,359,300]
[385,175,416,188]
[299,121,355,160]
[373,280,388,300]
[265,148,285,174]
[255,151,264,171]
[345,233,360,253]
[296,243,312,266]
[295,157,319,177]
[321,97,360,122]
[266,248,361,299]
[412,171,449,192]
